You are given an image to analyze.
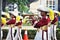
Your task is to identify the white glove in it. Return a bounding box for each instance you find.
[33,21,38,26]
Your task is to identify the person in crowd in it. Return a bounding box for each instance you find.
[14,15,23,40]
[6,12,17,40]
[47,15,51,40]
[51,10,59,40]
[1,12,7,40]
[34,6,50,40]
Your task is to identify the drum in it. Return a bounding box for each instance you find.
[10,24,14,28]
[41,25,48,31]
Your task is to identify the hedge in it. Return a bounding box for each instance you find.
[2,29,60,40]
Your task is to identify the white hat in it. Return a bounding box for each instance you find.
[37,5,49,13]
[54,10,59,14]
[20,16,23,19]
[1,12,6,15]
[9,11,18,16]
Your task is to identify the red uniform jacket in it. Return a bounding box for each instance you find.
[15,20,22,26]
[51,16,58,24]
[34,16,49,28]
[47,17,50,23]
[6,17,16,25]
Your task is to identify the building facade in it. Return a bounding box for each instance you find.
[58,0,60,11]
[2,0,58,11]
[46,0,58,10]
[38,0,58,10]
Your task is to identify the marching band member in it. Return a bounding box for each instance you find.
[1,17,6,40]
[1,12,7,40]
[47,15,51,40]
[6,12,17,40]
[47,8,55,40]
[14,15,23,40]
[34,6,49,40]
[51,10,59,40]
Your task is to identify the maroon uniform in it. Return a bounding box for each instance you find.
[15,20,22,26]
[51,16,58,24]
[34,16,48,28]
[6,17,16,25]
[47,17,50,23]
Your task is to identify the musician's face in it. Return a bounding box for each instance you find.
[10,14,15,18]
[54,13,58,16]
[41,11,47,16]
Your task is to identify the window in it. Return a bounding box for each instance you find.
[53,6,55,8]
[46,1,48,5]
[49,1,52,5]
[49,6,52,8]
[8,4,14,11]
[53,9,55,10]
[53,1,55,5]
